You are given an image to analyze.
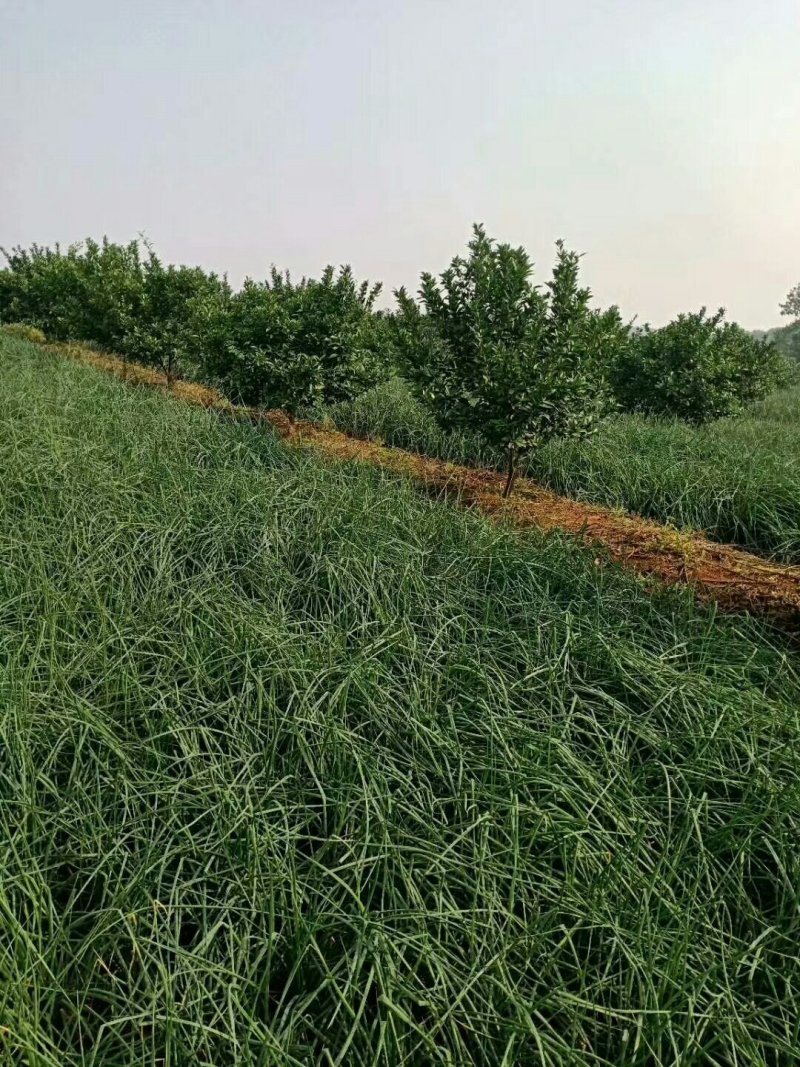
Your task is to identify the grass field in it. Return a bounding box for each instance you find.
[320,378,800,564]
[2,333,800,1065]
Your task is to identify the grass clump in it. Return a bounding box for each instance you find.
[2,333,800,1065]
[322,377,800,563]
[1,321,47,343]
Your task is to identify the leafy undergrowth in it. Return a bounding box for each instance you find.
[320,378,800,564]
[2,336,800,1065]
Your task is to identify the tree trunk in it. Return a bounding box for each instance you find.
[502,447,518,499]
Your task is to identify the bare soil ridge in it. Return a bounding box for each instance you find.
[46,341,800,630]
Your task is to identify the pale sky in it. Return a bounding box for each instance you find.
[2,0,799,327]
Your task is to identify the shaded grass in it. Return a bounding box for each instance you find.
[2,335,800,1065]
[320,378,800,564]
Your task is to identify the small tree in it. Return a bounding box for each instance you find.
[779,283,800,364]
[612,308,789,423]
[395,225,613,496]
[120,250,229,384]
[0,238,144,348]
[199,265,384,420]
[780,283,800,322]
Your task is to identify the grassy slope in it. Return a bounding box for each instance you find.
[2,334,800,1066]
[321,379,800,564]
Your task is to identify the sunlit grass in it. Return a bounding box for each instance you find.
[321,378,800,563]
[2,335,800,1065]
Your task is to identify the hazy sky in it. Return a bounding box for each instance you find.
[3,0,799,327]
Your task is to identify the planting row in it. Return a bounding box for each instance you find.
[1,229,796,493]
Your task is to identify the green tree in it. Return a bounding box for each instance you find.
[0,236,232,382]
[395,225,614,496]
[612,308,788,423]
[779,283,800,365]
[199,266,384,420]
[0,238,144,347]
[780,282,800,321]
[120,249,229,384]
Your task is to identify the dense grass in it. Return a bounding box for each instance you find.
[2,334,800,1065]
[320,378,800,563]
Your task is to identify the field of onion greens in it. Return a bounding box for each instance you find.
[321,377,800,564]
[2,334,800,1065]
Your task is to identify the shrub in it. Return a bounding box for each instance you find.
[395,225,617,495]
[581,304,633,387]
[0,238,145,348]
[0,322,47,344]
[199,266,384,418]
[612,308,789,423]
[119,248,230,383]
[357,308,401,379]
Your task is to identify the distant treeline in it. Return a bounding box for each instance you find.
[752,322,800,362]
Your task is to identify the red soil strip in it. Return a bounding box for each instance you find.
[47,341,800,630]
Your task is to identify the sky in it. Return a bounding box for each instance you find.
[2,0,799,328]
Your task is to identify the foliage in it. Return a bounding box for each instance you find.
[777,283,800,364]
[0,238,145,348]
[0,322,47,343]
[395,225,620,493]
[199,265,384,416]
[581,303,633,384]
[3,337,800,1065]
[611,308,789,423]
[119,248,230,381]
[780,281,800,321]
[1,231,791,438]
[323,375,800,562]
[358,307,401,378]
[773,323,800,365]
[785,325,800,363]
[0,239,387,407]
[0,238,234,383]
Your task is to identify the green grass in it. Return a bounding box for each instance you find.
[319,378,800,563]
[2,334,800,1065]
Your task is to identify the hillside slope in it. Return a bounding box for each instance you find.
[2,336,800,1065]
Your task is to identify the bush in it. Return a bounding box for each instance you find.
[612,308,789,423]
[0,238,233,384]
[119,248,230,383]
[0,237,392,410]
[395,225,620,495]
[199,266,384,418]
[0,322,47,344]
[0,238,145,349]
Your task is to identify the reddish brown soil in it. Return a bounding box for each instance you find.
[48,341,800,631]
